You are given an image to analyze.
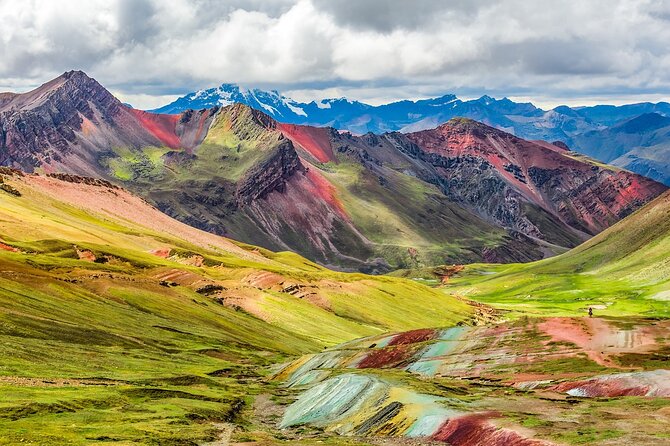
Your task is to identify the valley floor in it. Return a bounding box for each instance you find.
[5,315,667,445]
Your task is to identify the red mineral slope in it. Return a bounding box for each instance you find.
[303,165,349,221]
[128,109,181,149]
[552,370,670,397]
[279,123,337,163]
[388,328,439,346]
[356,343,423,369]
[432,414,551,446]
[405,118,666,236]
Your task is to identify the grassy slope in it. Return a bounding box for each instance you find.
[104,105,283,184]
[0,173,471,445]
[444,190,670,317]
[318,160,512,268]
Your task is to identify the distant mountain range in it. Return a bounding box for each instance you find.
[571,112,670,185]
[152,84,670,185]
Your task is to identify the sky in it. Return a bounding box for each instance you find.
[2,0,670,110]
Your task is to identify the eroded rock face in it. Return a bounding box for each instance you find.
[0,71,121,170]
[402,118,667,244]
[235,139,305,206]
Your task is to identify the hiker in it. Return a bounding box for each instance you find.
[588,307,593,318]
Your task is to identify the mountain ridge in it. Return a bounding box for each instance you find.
[0,71,665,272]
[571,112,670,185]
[150,81,670,143]
[151,82,670,187]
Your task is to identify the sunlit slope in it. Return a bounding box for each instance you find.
[0,171,472,348]
[446,190,670,317]
[0,171,472,444]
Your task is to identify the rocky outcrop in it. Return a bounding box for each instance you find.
[235,138,305,206]
[46,172,120,189]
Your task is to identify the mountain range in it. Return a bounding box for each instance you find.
[0,71,665,272]
[571,112,670,185]
[152,83,670,186]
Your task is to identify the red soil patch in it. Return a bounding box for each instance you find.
[388,328,438,346]
[279,124,336,163]
[537,318,659,368]
[0,242,19,252]
[604,173,653,207]
[149,248,171,258]
[303,165,350,221]
[552,379,649,397]
[243,271,282,288]
[432,413,551,446]
[76,249,96,262]
[433,264,464,284]
[357,344,421,369]
[550,370,670,397]
[129,109,181,149]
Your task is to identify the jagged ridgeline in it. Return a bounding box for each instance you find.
[0,71,666,271]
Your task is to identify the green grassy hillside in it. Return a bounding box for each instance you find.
[444,190,670,317]
[0,171,472,445]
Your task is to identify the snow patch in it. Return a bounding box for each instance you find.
[566,388,588,397]
[250,90,279,115]
[285,101,307,116]
[316,99,331,109]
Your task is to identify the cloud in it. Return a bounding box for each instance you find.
[311,0,488,32]
[1,0,670,109]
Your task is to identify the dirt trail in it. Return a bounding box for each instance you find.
[203,423,234,446]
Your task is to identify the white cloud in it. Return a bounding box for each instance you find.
[2,0,670,109]
[111,91,181,109]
